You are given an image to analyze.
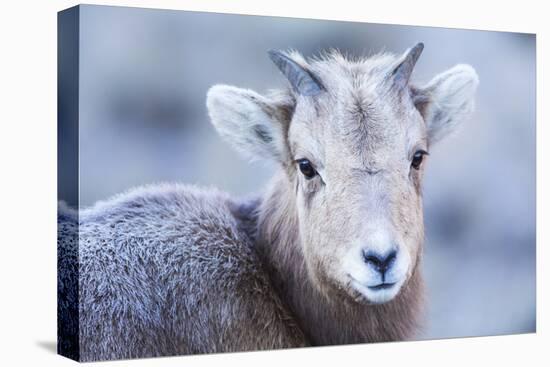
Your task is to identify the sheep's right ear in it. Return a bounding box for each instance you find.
[207,85,289,162]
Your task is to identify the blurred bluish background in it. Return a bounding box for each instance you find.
[70,5,536,340]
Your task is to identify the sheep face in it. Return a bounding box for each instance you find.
[207,44,478,305]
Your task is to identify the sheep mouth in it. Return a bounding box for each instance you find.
[367,282,396,291]
[348,278,402,305]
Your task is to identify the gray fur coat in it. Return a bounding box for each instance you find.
[57,184,306,362]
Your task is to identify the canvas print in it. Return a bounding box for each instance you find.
[57,4,536,362]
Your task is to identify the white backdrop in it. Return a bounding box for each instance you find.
[0,0,547,366]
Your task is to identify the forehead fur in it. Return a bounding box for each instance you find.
[282,50,425,165]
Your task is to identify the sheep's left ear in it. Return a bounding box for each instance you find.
[413,64,479,144]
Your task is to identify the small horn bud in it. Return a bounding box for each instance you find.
[268,50,324,96]
[391,42,424,88]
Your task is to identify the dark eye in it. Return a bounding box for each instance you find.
[411,150,428,170]
[297,159,317,179]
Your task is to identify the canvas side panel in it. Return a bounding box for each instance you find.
[57,5,80,362]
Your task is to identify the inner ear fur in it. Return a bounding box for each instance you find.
[410,64,479,144]
[206,84,295,162]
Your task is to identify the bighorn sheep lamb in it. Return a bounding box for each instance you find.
[58,43,479,361]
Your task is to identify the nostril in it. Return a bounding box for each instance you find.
[362,249,398,274]
[364,253,383,267]
[385,250,397,266]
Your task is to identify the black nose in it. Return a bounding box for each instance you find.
[362,249,397,276]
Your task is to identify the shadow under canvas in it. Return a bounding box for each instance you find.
[36,340,57,354]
